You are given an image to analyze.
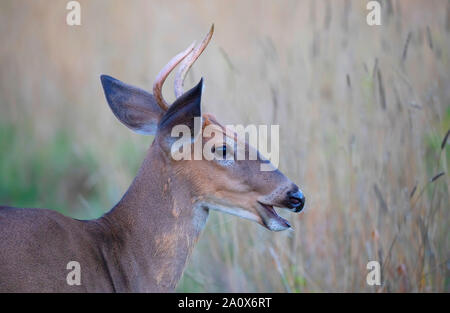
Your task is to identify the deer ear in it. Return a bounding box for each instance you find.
[101,75,165,135]
[158,78,203,138]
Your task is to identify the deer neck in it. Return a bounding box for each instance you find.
[98,141,209,291]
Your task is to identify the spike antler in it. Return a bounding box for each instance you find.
[174,24,214,98]
[153,42,196,111]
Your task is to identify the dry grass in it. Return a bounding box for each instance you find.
[0,0,449,292]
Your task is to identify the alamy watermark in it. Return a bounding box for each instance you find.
[65,259,383,287]
[169,117,280,172]
[366,261,381,286]
[366,1,382,26]
[66,1,81,26]
[67,1,382,27]
[66,261,81,286]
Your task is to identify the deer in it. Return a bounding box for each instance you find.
[0,25,305,292]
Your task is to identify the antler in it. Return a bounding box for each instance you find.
[153,42,196,111]
[174,24,214,98]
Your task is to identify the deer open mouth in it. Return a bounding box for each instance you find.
[256,202,291,232]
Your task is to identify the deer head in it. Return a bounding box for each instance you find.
[100,25,305,232]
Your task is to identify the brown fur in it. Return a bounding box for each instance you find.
[0,140,208,292]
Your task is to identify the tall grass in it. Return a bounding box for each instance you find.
[0,0,448,292]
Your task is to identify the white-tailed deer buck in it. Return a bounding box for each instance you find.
[0,25,305,292]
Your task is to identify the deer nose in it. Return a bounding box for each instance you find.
[287,189,305,212]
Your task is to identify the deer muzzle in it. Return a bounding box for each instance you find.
[286,188,305,213]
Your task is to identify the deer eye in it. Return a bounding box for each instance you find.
[215,145,227,159]
[211,144,228,159]
[212,144,234,166]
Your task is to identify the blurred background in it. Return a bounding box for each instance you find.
[0,0,449,292]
